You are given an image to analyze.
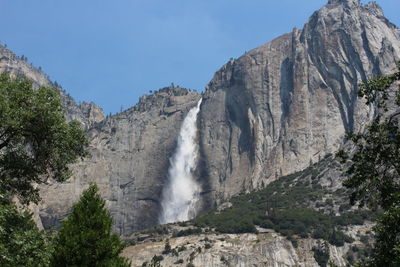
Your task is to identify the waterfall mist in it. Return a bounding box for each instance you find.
[159,99,202,224]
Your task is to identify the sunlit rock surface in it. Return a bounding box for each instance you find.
[121,223,373,267]
[198,0,400,206]
[39,87,201,235]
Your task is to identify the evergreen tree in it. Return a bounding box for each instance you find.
[337,62,400,266]
[51,184,130,267]
[0,195,52,267]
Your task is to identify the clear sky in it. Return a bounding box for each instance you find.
[1,0,399,114]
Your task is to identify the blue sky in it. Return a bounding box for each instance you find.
[1,0,399,114]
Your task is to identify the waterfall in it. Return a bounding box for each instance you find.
[159,99,202,224]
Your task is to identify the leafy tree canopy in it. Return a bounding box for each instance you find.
[0,73,88,204]
[51,184,130,267]
[338,62,400,266]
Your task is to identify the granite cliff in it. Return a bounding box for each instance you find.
[1,0,399,239]
[198,0,400,207]
[39,87,201,234]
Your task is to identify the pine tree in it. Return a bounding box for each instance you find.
[0,196,52,267]
[51,184,130,267]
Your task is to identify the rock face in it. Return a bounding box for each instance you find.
[197,0,400,207]
[121,225,371,267]
[39,87,201,235]
[124,233,328,267]
[2,0,400,237]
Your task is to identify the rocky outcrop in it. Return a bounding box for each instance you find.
[197,0,400,207]
[0,45,104,127]
[123,232,327,267]
[121,223,374,267]
[79,101,106,126]
[38,87,201,235]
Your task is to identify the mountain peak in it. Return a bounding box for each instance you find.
[364,1,384,17]
[328,0,360,4]
[327,0,384,17]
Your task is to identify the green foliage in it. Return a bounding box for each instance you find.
[174,259,184,264]
[142,225,169,235]
[337,62,400,266]
[345,245,373,266]
[337,63,400,210]
[0,73,88,204]
[177,245,187,252]
[290,237,298,248]
[162,240,172,255]
[220,255,228,264]
[312,241,330,267]
[147,255,163,267]
[173,227,202,237]
[0,198,52,266]
[51,184,129,267]
[194,157,364,246]
[368,197,400,266]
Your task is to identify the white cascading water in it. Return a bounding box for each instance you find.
[159,99,202,224]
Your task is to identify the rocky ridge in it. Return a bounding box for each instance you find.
[124,231,336,267]
[121,223,372,267]
[0,45,105,127]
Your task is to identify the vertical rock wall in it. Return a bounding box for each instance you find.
[198,0,400,206]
